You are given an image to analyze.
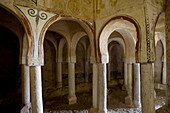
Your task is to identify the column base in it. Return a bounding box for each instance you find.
[56,82,62,88]
[85,79,89,83]
[134,101,141,108]
[89,107,97,113]
[154,90,156,99]
[125,96,133,105]
[97,109,107,113]
[68,96,77,105]
[122,85,127,91]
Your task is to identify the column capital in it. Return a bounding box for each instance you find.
[123,57,135,64]
[133,63,140,66]
[162,57,166,62]
[57,58,63,63]
[14,4,58,66]
[67,56,76,63]
[101,55,109,64]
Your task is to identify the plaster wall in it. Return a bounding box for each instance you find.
[0,7,24,40]
[14,0,94,21]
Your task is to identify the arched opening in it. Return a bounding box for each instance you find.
[0,5,25,113]
[74,36,92,109]
[153,12,166,110]
[98,16,139,111]
[75,41,86,83]
[42,33,56,88]
[0,26,21,113]
[107,35,127,109]
[154,40,164,84]
[42,31,69,111]
[42,18,93,112]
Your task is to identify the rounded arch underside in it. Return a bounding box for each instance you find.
[98,15,140,63]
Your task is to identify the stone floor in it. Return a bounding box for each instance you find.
[44,97,166,113]
[44,80,167,113]
[0,79,167,113]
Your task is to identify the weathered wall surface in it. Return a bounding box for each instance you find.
[154,41,163,83]
[0,7,24,40]
[42,39,56,88]
[14,0,94,21]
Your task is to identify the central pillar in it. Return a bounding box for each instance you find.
[123,62,128,90]
[91,63,98,112]
[98,63,107,113]
[30,66,43,113]
[133,63,141,108]
[56,62,62,88]
[141,63,155,113]
[162,58,166,84]
[68,62,77,105]
[125,63,133,105]
[21,64,30,105]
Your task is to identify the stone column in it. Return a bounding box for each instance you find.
[152,63,157,98]
[92,63,98,112]
[125,63,133,105]
[133,63,141,108]
[68,62,77,105]
[98,63,107,113]
[30,66,43,113]
[123,62,128,89]
[85,61,90,82]
[141,63,155,113]
[152,63,154,77]
[56,62,62,88]
[21,64,30,105]
[162,58,166,84]
[107,63,111,81]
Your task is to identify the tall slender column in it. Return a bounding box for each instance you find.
[152,63,154,77]
[68,62,77,105]
[141,63,155,113]
[21,64,30,105]
[92,63,98,112]
[125,63,133,105]
[152,63,156,98]
[107,63,111,81]
[133,63,141,108]
[56,62,62,88]
[162,58,166,84]
[123,62,128,89]
[85,61,89,82]
[30,66,43,113]
[98,63,107,113]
